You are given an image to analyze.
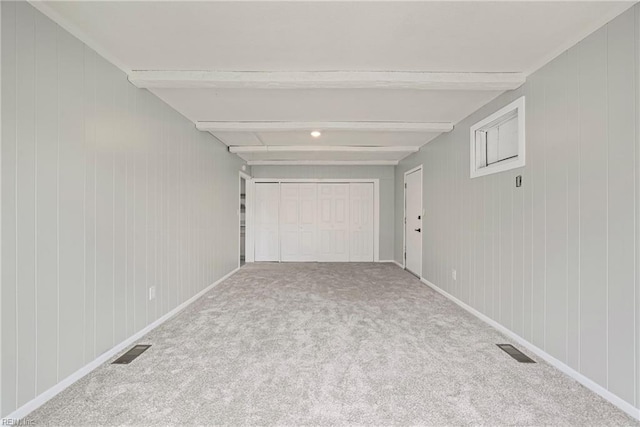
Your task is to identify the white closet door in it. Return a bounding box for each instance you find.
[349,183,374,261]
[280,183,316,261]
[317,183,349,261]
[280,184,299,261]
[254,183,280,261]
[298,184,317,260]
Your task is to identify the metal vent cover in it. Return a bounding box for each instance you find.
[497,344,536,363]
[112,344,151,364]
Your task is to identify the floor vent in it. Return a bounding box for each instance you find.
[112,344,151,364]
[497,344,536,363]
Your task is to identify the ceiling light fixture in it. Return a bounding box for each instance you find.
[310,130,322,138]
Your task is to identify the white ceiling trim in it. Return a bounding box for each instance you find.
[129,71,525,91]
[247,160,398,166]
[197,121,453,133]
[229,146,418,154]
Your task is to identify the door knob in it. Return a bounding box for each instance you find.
[415,228,421,232]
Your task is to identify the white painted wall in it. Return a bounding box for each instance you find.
[251,165,394,260]
[395,5,640,411]
[1,2,245,417]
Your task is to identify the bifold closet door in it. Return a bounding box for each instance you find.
[317,184,350,261]
[254,183,280,261]
[280,183,317,261]
[349,183,374,261]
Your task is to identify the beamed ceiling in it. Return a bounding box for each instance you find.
[33,0,635,165]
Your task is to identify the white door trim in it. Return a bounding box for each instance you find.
[250,178,380,262]
[403,165,423,272]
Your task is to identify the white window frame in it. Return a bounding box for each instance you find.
[470,96,525,178]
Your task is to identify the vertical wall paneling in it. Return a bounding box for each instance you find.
[492,174,500,321]
[499,170,513,329]
[530,69,546,349]
[146,94,154,323]
[134,90,147,332]
[476,177,485,314]
[1,0,17,415]
[113,67,127,345]
[94,55,115,356]
[462,139,471,304]
[158,105,165,317]
[578,26,608,387]
[95,57,115,354]
[1,2,246,417]
[83,46,96,365]
[57,26,85,383]
[125,83,136,338]
[635,4,640,409]
[166,108,176,311]
[544,53,569,363]
[566,46,581,372]
[15,2,37,406]
[0,0,4,412]
[484,174,494,319]
[512,165,524,337]
[148,97,158,323]
[34,10,58,395]
[521,63,533,344]
[607,11,637,404]
[395,4,639,410]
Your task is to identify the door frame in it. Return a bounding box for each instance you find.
[248,178,380,262]
[403,165,423,274]
[238,171,252,268]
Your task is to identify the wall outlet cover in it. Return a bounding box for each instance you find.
[149,286,156,301]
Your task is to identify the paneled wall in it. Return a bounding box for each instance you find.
[396,6,640,409]
[1,2,245,416]
[251,165,395,260]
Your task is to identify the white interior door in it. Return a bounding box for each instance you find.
[254,183,280,261]
[349,183,374,261]
[280,183,316,261]
[317,183,349,261]
[298,184,317,260]
[405,168,422,276]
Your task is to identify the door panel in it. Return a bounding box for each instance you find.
[280,183,316,261]
[349,183,374,261]
[405,169,422,275]
[317,183,350,261]
[297,184,317,260]
[280,184,299,260]
[254,183,279,261]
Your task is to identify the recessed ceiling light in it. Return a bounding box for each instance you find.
[310,130,322,138]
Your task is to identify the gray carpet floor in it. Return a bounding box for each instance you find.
[28,263,638,426]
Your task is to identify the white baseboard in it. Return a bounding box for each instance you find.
[419,277,640,421]
[2,267,240,422]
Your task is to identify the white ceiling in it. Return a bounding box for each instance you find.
[36,1,634,165]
